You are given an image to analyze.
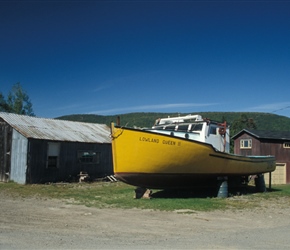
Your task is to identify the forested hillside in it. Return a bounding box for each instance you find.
[57,112,290,132]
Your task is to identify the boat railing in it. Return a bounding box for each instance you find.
[156,114,203,125]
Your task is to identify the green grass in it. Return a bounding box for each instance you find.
[1,181,290,212]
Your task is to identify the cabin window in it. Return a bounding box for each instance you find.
[190,123,203,132]
[177,124,189,132]
[164,125,176,131]
[47,142,60,168]
[240,139,252,149]
[283,142,290,148]
[209,126,217,135]
[78,151,101,164]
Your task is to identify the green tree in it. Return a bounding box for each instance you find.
[231,113,257,136]
[1,83,35,116]
[229,113,257,153]
[0,92,10,111]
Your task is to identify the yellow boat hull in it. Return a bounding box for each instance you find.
[111,124,276,189]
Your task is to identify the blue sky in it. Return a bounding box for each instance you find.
[1,0,290,119]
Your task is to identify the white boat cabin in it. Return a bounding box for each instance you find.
[148,114,230,153]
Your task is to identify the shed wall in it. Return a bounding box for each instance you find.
[10,130,28,184]
[0,122,12,182]
[27,139,113,184]
[234,133,290,184]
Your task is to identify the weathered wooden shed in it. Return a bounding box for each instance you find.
[232,129,290,184]
[0,112,113,184]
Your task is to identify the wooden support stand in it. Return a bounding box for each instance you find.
[254,174,266,192]
[134,187,152,199]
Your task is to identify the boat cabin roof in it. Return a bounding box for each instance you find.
[156,114,203,125]
[152,114,228,134]
[153,122,204,132]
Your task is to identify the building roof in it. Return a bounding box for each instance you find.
[0,112,111,143]
[232,129,290,140]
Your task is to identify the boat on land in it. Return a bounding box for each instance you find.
[110,114,276,189]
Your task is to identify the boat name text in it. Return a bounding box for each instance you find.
[139,137,180,146]
[139,137,159,143]
[162,139,176,146]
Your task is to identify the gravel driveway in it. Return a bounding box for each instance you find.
[1,192,290,249]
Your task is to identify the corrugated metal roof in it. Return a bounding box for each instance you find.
[0,112,111,143]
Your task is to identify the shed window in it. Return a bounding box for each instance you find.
[47,142,60,168]
[78,151,100,164]
[283,142,290,148]
[47,156,58,168]
[240,139,252,149]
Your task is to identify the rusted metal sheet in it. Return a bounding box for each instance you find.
[10,130,27,184]
[0,122,12,182]
[0,112,111,143]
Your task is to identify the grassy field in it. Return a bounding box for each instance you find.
[1,181,290,212]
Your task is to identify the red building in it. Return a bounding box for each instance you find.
[232,129,290,184]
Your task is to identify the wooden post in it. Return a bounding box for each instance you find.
[269,171,272,191]
[255,174,266,192]
[134,187,152,199]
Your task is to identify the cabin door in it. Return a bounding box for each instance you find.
[0,122,12,182]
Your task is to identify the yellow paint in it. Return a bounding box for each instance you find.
[111,123,276,176]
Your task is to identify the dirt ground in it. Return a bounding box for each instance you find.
[1,191,290,250]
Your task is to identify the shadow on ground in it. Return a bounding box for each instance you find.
[150,185,280,199]
[151,188,222,199]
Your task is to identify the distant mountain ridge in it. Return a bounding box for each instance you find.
[57,112,290,132]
